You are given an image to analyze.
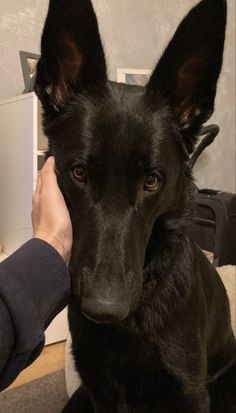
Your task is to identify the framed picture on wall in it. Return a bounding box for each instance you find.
[117,68,151,86]
[19,51,40,93]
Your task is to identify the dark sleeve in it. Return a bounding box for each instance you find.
[0,239,71,391]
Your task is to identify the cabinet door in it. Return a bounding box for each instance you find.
[45,308,69,345]
[0,94,35,255]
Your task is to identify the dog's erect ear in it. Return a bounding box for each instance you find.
[35,0,107,110]
[146,0,227,152]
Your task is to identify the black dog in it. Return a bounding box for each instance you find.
[35,0,236,411]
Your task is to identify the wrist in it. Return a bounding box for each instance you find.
[33,229,69,263]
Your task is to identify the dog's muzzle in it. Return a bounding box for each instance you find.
[81,295,130,324]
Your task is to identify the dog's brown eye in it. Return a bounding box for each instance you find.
[144,174,161,192]
[72,166,87,182]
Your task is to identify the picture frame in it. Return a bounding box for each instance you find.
[19,51,40,93]
[117,68,151,86]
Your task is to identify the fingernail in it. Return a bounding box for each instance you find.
[47,156,55,164]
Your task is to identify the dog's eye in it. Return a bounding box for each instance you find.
[72,166,87,182]
[144,174,161,192]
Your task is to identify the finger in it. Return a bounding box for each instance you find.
[34,173,42,195]
[41,156,55,174]
[32,174,42,208]
[40,157,58,188]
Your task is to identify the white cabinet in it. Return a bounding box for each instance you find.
[0,93,68,345]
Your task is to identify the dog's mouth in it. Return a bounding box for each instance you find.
[81,305,130,325]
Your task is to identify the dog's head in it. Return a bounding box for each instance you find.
[35,0,227,324]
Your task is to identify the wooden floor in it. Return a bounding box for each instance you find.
[8,341,66,390]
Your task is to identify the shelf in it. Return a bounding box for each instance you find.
[37,149,47,156]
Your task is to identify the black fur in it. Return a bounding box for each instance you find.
[35,0,236,412]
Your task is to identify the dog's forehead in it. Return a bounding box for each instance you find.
[65,82,174,162]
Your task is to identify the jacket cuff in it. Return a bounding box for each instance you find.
[1,239,71,328]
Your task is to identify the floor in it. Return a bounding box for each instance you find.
[8,341,66,390]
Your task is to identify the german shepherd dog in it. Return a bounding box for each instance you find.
[35,0,236,411]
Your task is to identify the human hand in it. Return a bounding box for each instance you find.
[32,156,73,263]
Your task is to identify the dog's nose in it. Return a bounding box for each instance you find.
[81,296,130,324]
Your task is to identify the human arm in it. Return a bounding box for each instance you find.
[0,157,73,390]
[0,239,70,390]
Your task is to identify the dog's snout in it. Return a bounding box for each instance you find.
[81,295,130,324]
[74,263,143,324]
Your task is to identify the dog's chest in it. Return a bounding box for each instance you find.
[74,317,181,405]
[112,347,180,404]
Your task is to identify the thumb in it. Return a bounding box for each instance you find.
[40,156,58,187]
[41,156,55,173]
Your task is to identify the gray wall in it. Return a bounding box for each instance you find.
[0,0,235,192]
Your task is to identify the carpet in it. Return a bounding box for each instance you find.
[0,370,69,413]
